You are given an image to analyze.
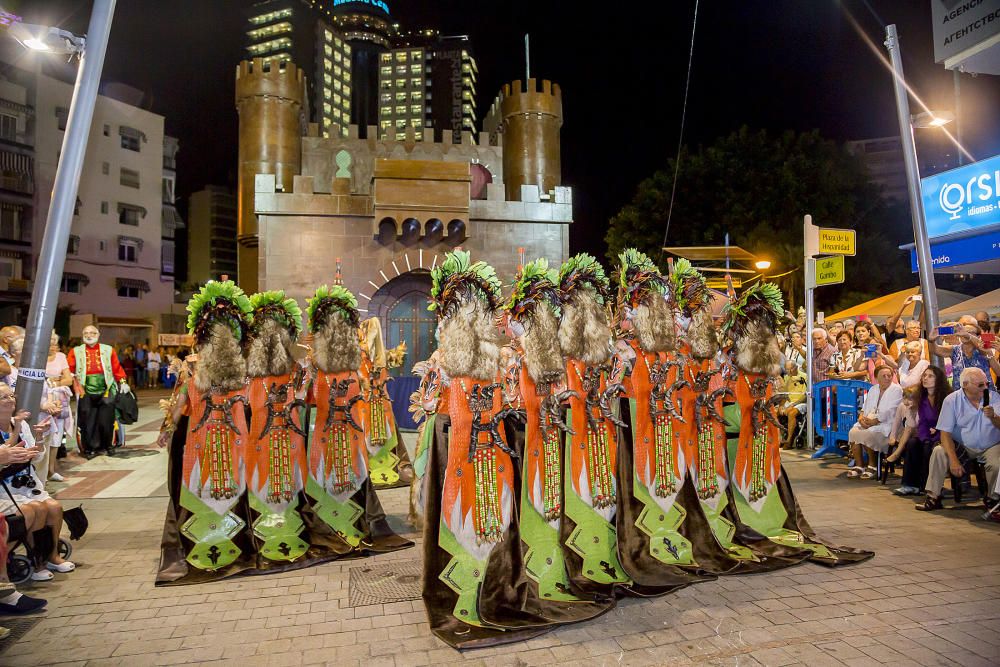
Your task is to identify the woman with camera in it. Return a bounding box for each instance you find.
[0,383,75,582]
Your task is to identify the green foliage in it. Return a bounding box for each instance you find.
[429,250,502,315]
[669,257,710,315]
[506,258,561,320]
[185,280,253,342]
[250,290,303,338]
[604,127,912,310]
[721,281,785,340]
[558,253,610,304]
[307,284,359,330]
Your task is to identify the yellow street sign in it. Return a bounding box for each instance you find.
[818,228,856,256]
[815,255,845,286]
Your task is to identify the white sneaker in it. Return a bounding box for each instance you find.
[30,569,54,582]
[46,561,75,573]
[49,473,65,482]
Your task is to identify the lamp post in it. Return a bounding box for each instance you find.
[884,24,940,351]
[9,1,117,421]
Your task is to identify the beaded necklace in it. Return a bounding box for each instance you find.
[571,363,616,508]
[459,379,504,544]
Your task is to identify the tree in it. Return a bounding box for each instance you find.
[605,127,912,310]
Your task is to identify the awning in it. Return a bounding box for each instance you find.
[118,125,147,143]
[115,278,150,292]
[0,150,33,191]
[0,201,23,212]
[62,271,90,286]
[117,235,144,250]
[826,286,971,322]
[117,202,147,218]
[162,205,185,230]
[939,288,1000,318]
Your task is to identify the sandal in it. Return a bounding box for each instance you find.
[846,467,863,478]
[915,495,943,512]
[860,466,877,480]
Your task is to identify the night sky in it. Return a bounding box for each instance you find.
[12,0,1000,264]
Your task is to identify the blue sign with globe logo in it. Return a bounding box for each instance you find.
[920,153,1000,239]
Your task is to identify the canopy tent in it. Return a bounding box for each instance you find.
[825,286,969,323]
[938,288,1000,318]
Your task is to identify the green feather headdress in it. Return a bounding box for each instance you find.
[505,258,562,322]
[558,253,610,305]
[307,284,359,331]
[615,248,668,308]
[428,250,502,318]
[249,290,303,340]
[720,282,784,340]
[670,257,712,316]
[186,280,253,344]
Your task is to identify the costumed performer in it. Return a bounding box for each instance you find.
[156,280,254,583]
[358,318,413,489]
[612,249,710,589]
[556,253,633,597]
[304,286,412,554]
[422,250,556,649]
[407,351,447,530]
[503,259,611,620]
[720,282,873,565]
[244,291,312,565]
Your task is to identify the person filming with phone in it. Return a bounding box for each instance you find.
[916,367,1000,513]
[929,316,998,392]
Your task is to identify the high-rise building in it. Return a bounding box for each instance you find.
[245,0,352,137]
[187,186,238,284]
[846,135,959,203]
[378,31,478,143]
[328,0,396,135]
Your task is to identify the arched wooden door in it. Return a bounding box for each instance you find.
[367,271,436,376]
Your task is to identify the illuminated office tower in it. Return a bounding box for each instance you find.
[379,30,478,143]
[328,0,395,135]
[245,0,352,137]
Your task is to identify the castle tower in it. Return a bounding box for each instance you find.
[490,79,563,201]
[235,58,305,291]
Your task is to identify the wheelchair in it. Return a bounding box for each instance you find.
[6,532,73,585]
[774,393,809,449]
[3,476,86,585]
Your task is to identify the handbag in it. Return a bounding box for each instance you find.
[63,505,89,540]
[114,389,139,425]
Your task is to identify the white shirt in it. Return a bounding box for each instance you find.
[0,348,15,388]
[936,389,1000,454]
[860,382,903,437]
[147,352,161,369]
[897,358,929,389]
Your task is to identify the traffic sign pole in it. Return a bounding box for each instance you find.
[804,217,816,452]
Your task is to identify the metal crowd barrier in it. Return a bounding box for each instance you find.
[811,379,871,459]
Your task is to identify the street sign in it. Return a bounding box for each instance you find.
[818,228,856,256]
[815,255,845,286]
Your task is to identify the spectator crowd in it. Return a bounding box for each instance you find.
[776,297,1000,521]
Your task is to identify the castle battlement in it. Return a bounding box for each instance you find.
[235,58,305,105]
[487,78,563,124]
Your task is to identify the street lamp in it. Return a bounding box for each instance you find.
[885,24,940,361]
[9,1,117,424]
[911,111,954,129]
[754,259,772,271]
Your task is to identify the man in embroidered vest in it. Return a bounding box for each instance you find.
[68,325,129,458]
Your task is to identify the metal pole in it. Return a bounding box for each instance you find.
[953,69,963,167]
[14,0,117,421]
[525,33,530,82]
[885,24,939,355]
[804,217,815,452]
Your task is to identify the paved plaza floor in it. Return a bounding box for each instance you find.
[2,391,999,666]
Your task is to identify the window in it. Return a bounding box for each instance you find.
[380,53,391,64]
[101,201,108,214]
[410,104,421,115]
[117,285,140,299]
[60,276,82,294]
[395,52,407,62]
[101,161,109,175]
[380,66,392,76]
[67,235,79,255]
[0,261,14,278]
[324,44,333,57]
[120,168,140,188]
[0,113,16,141]
[119,206,141,226]
[162,176,174,203]
[0,206,20,240]
[395,105,405,115]
[120,134,140,152]
[103,124,110,136]
[118,239,138,263]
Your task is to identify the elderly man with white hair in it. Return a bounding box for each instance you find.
[916,367,1000,512]
[68,325,129,458]
[810,327,835,381]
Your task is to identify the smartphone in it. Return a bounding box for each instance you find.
[817,311,825,325]
[985,391,990,408]
[912,295,923,302]
[937,325,955,336]
[865,343,878,359]
[858,314,869,322]
[981,333,996,346]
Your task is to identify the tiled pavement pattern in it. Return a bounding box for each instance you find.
[2,393,999,666]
